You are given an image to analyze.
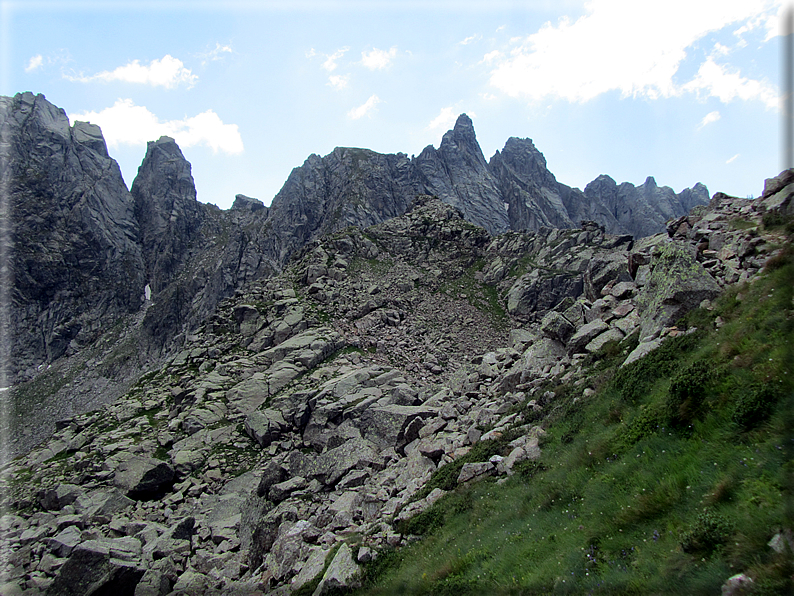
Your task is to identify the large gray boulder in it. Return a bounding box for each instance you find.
[357,404,438,453]
[46,540,145,596]
[113,456,175,499]
[636,243,721,338]
[506,270,583,317]
[244,408,288,448]
[312,543,361,596]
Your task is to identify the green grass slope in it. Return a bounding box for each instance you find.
[353,239,794,595]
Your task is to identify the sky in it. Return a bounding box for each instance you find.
[0,0,786,209]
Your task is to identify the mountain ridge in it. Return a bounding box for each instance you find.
[2,92,705,450]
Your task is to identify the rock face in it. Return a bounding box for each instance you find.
[263,147,416,264]
[490,137,575,231]
[0,92,146,382]
[131,136,204,295]
[573,175,709,239]
[414,114,510,235]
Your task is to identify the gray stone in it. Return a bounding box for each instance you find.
[244,408,288,448]
[39,484,82,511]
[73,488,135,521]
[313,542,361,596]
[721,573,754,596]
[357,404,438,453]
[584,328,624,353]
[636,243,721,339]
[170,569,209,594]
[269,476,308,503]
[47,541,145,596]
[457,462,495,483]
[502,438,541,474]
[622,338,664,367]
[114,457,175,498]
[47,525,82,558]
[567,319,610,354]
[540,311,575,344]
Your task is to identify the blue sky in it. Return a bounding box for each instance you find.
[1,0,784,209]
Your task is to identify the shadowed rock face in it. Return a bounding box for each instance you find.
[572,175,710,239]
[414,114,510,235]
[0,92,146,381]
[131,136,204,294]
[490,137,574,231]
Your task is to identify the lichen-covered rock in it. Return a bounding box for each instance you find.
[312,543,361,595]
[636,243,721,339]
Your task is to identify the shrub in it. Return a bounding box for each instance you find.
[611,331,702,403]
[732,384,781,430]
[680,510,735,555]
[617,404,664,451]
[665,360,712,427]
[761,210,789,229]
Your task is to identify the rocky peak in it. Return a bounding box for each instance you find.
[491,137,557,189]
[438,114,488,173]
[231,194,266,213]
[131,136,204,294]
[414,115,510,235]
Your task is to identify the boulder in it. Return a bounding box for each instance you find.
[584,328,624,353]
[567,320,609,354]
[47,540,145,596]
[312,543,361,596]
[244,409,288,448]
[357,404,438,453]
[269,476,308,503]
[113,457,175,499]
[39,484,82,511]
[300,437,381,488]
[507,271,583,317]
[540,311,575,344]
[458,462,495,484]
[635,243,721,338]
[583,252,632,301]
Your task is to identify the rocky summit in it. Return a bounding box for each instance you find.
[0,92,791,595]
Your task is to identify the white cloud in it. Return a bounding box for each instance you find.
[198,42,232,66]
[481,50,502,64]
[328,74,349,89]
[361,47,397,70]
[481,92,498,101]
[683,56,778,109]
[698,110,721,129]
[69,99,243,154]
[712,42,731,56]
[322,47,349,72]
[727,153,740,163]
[25,55,43,73]
[460,34,481,45]
[65,55,197,89]
[348,95,381,119]
[488,0,780,105]
[427,107,458,131]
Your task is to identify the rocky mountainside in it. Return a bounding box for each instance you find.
[1,93,710,459]
[0,168,790,594]
[0,92,146,381]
